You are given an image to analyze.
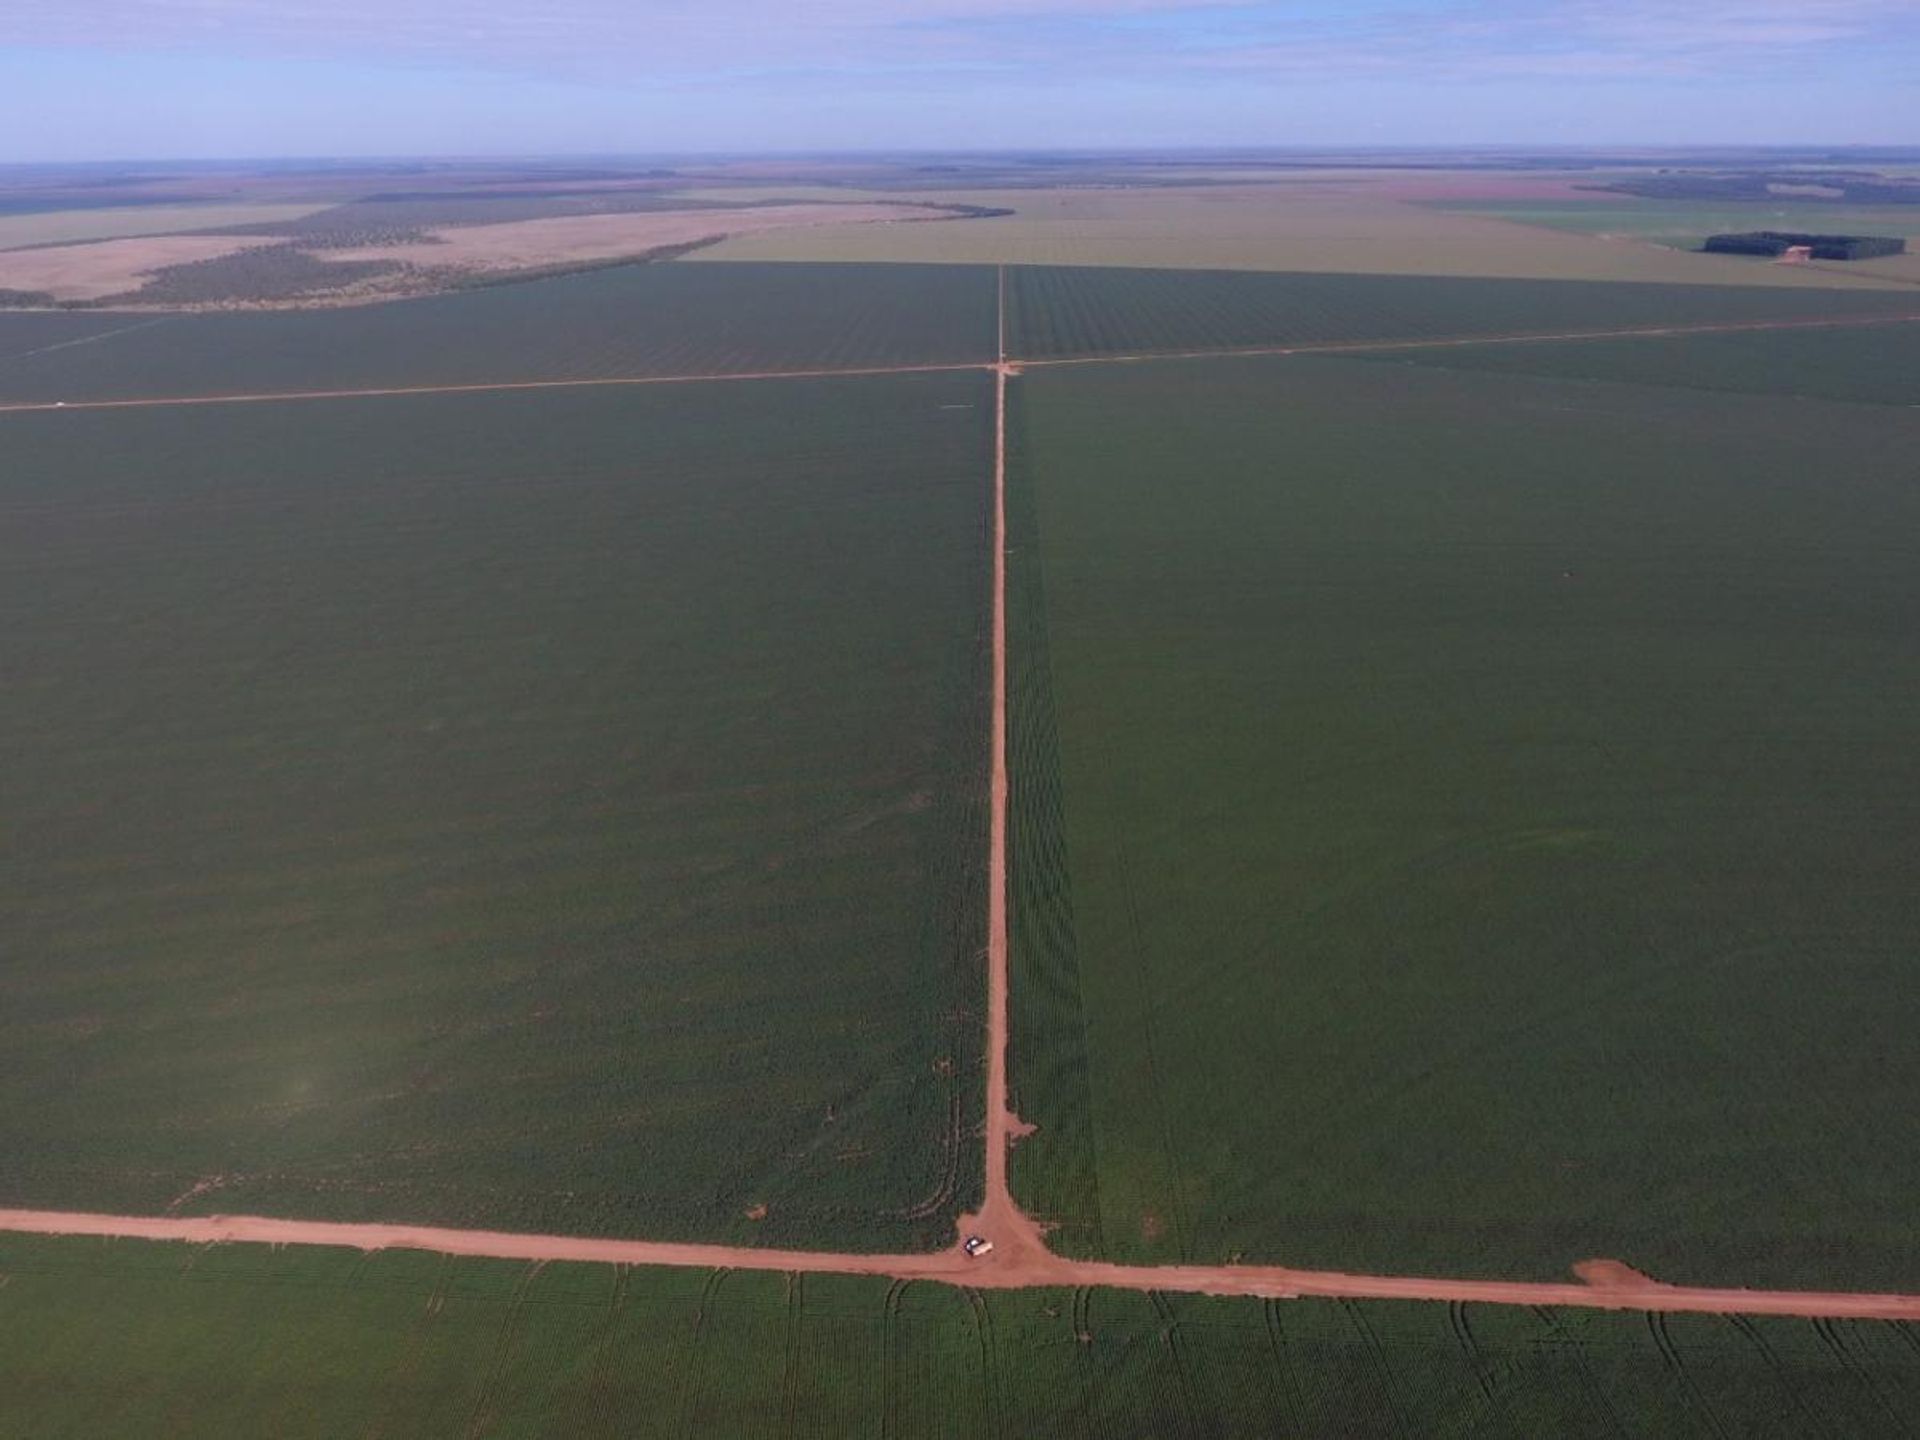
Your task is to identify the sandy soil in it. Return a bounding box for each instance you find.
[0,235,277,301]
[315,203,938,274]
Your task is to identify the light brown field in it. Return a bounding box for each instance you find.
[0,234,276,301]
[0,203,326,253]
[691,179,1913,289]
[316,202,944,274]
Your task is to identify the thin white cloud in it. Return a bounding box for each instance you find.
[1,0,1913,86]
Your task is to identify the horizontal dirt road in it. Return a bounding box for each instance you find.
[0,361,990,415]
[4,1208,1919,1321]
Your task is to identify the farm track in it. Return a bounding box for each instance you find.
[7,278,1920,1323]
[0,360,990,414]
[1,309,1917,415]
[5,1208,1920,1320]
[1018,308,1920,370]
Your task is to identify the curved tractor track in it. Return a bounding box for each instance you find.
[6,272,1920,1321]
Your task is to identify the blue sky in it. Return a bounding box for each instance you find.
[0,0,1914,160]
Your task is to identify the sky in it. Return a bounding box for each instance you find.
[0,0,1915,160]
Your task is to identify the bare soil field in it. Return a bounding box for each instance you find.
[315,202,936,273]
[0,202,964,308]
[0,234,275,301]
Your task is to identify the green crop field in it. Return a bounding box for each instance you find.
[0,372,990,1249]
[1429,197,1920,249]
[5,1234,1919,1437]
[1008,352,1920,1290]
[1353,320,1920,407]
[1004,265,1920,360]
[0,262,997,404]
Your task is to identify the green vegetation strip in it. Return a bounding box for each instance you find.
[1006,265,1920,360]
[1428,198,1920,249]
[4,1234,1920,1437]
[0,262,997,404]
[0,373,991,1250]
[1349,320,1920,407]
[1010,353,1920,1289]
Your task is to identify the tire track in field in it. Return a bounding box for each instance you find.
[1530,1305,1633,1438]
[365,1253,455,1440]
[1726,1314,1831,1439]
[880,1279,909,1440]
[1810,1315,1916,1437]
[1448,1299,1511,1417]
[1261,1298,1310,1436]
[672,1268,729,1440]
[1647,1310,1734,1440]
[463,1260,546,1440]
[1147,1290,1203,1433]
[889,1091,963,1222]
[1067,1286,1099,1440]
[965,1286,1005,1438]
[1339,1297,1415,1439]
[571,1264,632,1440]
[779,1273,805,1440]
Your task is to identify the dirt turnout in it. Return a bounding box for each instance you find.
[0,235,274,301]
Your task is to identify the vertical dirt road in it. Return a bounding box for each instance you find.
[954,265,1057,1272]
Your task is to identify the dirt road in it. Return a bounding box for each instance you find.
[0,361,990,415]
[4,1208,1918,1320]
[957,267,1058,1273]
[1021,308,1920,371]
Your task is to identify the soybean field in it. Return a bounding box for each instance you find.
[1352,318,1920,406]
[0,371,992,1250]
[6,1233,1920,1438]
[1008,351,1920,1290]
[1005,264,1920,360]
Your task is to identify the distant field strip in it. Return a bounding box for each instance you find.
[1010,352,1920,1292]
[0,262,998,404]
[1006,265,1920,360]
[0,372,992,1250]
[1347,319,1920,407]
[5,311,1918,416]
